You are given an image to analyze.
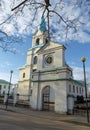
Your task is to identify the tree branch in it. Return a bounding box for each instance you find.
[0,14,14,26]
[11,0,29,11]
[49,10,76,30]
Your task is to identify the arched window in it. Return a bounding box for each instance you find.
[36,38,40,45]
[23,73,25,78]
[45,38,48,44]
[33,56,37,64]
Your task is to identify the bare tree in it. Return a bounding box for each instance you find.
[0,30,22,53]
[0,0,22,52]
[12,0,90,39]
[0,0,90,51]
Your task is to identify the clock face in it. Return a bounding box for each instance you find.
[45,55,53,65]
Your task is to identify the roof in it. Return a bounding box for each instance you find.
[36,41,66,54]
[0,79,10,84]
[69,78,84,86]
[28,43,44,51]
[39,16,47,32]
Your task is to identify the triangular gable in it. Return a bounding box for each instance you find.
[37,42,65,54]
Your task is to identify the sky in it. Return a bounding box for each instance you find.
[0,0,90,91]
[0,35,32,84]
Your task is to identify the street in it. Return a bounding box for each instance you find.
[0,108,90,130]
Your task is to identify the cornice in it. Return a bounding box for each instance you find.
[31,78,84,86]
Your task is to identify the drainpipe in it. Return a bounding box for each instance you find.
[37,71,40,110]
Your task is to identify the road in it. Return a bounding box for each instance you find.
[0,109,90,130]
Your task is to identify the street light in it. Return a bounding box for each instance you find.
[6,70,13,109]
[81,57,89,123]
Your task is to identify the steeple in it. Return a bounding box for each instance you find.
[39,16,47,32]
[32,16,48,47]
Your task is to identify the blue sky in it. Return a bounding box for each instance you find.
[66,41,90,67]
[0,35,32,83]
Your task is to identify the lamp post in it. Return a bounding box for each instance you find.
[81,57,89,123]
[6,70,13,109]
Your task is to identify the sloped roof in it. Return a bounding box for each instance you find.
[69,78,84,86]
[28,43,44,51]
[37,41,66,54]
[0,79,10,84]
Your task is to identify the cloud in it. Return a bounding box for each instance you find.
[0,61,12,68]
[0,0,90,43]
[72,66,83,80]
[72,66,90,91]
[0,72,18,84]
[72,66,90,81]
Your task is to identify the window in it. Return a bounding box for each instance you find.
[3,91,5,96]
[0,85,1,90]
[79,87,82,94]
[82,88,83,94]
[4,85,6,89]
[44,55,53,65]
[33,69,37,72]
[69,85,71,92]
[33,56,37,64]
[23,73,25,78]
[73,85,75,93]
[76,86,78,93]
[36,38,40,45]
[70,71,72,77]
[45,38,48,44]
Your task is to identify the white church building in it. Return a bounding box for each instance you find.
[18,18,85,114]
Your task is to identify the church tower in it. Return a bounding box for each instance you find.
[18,16,85,114]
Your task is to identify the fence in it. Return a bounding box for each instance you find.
[16,94,30,107]
[73,99,90,117]
[73,109,90,117]
[0,94,30,108]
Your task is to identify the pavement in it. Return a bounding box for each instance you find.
[0,104,90,127]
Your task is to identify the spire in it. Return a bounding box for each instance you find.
[39,16,47,32]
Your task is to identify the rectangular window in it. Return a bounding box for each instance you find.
[4,85,6,89]
[76,86,78,93]
[33,69,37,72]
[82,88,83,94]
[69,85,71,92]
[0,85,2,90]
[73,85,75,93]
[79,87,81,94]
[23,73,25,78]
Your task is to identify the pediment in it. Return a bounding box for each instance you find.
[37,42,65,54]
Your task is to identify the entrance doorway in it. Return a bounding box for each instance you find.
[42,86,55,111]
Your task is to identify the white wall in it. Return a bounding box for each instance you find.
[30,81,67,113]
